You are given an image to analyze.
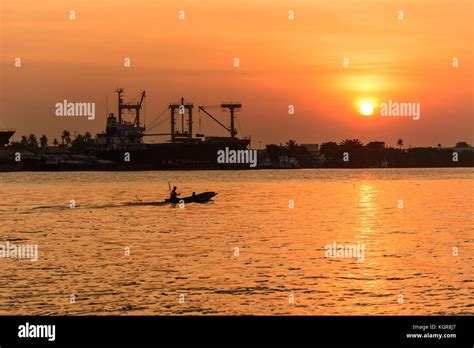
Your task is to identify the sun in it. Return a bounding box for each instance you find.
[359,102,374,116]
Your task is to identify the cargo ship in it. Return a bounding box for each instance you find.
[90,88,251,169]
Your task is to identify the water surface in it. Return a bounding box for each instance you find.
[0,169,472,315]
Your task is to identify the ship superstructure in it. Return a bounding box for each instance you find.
[92,88,250,169]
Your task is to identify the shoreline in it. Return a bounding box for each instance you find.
[1,166,474,173]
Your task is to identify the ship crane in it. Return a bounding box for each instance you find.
[220,103,241,138]
[198,103,241,138]
[116,88,146,127]
[142,106,172,137]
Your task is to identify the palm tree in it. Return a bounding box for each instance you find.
[320,141,340,163]
[285,140,298,157]
[83,132,92,142]
[27,134,38,148]
[20,135,28,147]
[338,139,364,166]
[40,135,48,148]
[339,139,364,150]
[53,138,59,147]
[396,139,404,150]
[61,130,71,146]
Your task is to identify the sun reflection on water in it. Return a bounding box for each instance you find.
[357,183,378,239]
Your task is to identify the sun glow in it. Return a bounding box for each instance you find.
[359,102,374,116]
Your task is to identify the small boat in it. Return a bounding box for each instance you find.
[165,191,217,204]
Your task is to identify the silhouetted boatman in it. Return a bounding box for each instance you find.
[170,186,180,200]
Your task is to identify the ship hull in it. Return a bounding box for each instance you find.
[93,139,252,170]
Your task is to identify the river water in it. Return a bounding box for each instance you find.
[0,169,472,315]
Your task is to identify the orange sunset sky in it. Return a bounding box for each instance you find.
[1,0,473,147]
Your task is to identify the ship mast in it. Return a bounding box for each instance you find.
[116,87,146,127]
[169,98,193,142]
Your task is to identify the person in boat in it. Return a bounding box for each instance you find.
[170,186,180,200]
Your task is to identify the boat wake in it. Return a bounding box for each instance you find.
[21,192,217,211]
[30,201,169,210]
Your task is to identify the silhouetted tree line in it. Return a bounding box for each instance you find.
[266,139,474,167]
[8,132,474,167]
[265,140,310,161]
[8,130,93,154]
